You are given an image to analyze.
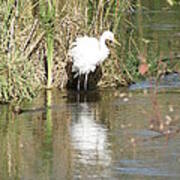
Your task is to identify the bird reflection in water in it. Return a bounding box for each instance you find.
[70,92,111,168]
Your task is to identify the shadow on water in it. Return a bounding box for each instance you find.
[130,73,180,90]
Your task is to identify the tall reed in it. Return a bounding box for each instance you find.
[39,0,55,89]
[0,0,176,102]
[0,0,136,102]
[0,0,42,102]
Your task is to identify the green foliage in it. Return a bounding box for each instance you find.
[0,51,40,103]
[0,0,41,103]
[46,34,54,88]
[39,0,55,31]
[39,0,55,89]
[0,0,178,102]
[125,52,140,82]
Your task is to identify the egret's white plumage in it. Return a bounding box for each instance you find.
[69,31,115,90]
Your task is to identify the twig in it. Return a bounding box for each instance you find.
[25,32,45,59]
[15,0,19,18]
[5,2,14,26]
[6,0,19,56]
[8,17,15,59]
[22,19,39,52]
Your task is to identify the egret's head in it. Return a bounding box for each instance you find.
[102,31,114,43]
[101,31,121,47]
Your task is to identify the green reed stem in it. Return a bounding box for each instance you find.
[39,0,55,89]
[47,34,54,89]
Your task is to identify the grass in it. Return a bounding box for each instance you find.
[0,50,39,102]
[0,0,42,102]
[38,0,55,89]
[0,0,179,102]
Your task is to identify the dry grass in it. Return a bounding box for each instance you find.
[0,0,149,102]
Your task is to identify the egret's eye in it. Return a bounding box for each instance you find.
[105,39,113,46]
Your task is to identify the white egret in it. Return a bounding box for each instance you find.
[69,31,120,91]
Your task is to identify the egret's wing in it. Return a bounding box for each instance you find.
[69,36,100,74]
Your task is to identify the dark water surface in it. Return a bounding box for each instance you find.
[1,89,180,180]
[137,0,180,56]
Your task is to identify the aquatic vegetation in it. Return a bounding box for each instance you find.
[0,0,44,102]
[0,51,40,102]
[0,0,179,102]
[38,0,55,89]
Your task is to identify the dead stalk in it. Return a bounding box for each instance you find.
[23,19,39,52]
[25,32,45,59]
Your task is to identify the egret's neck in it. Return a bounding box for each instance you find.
[99,35,107,50]
[99,35,109,62]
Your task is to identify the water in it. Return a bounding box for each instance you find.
[130,73,180,90]
[1,89,180,180]
[136,0,180,57]
[1,1,180,180]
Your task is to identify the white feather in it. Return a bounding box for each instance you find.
[68,31,115,90]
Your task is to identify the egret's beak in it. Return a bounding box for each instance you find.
[114,38,121,47]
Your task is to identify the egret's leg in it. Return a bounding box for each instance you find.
[77,75,81,91]
[84,73,88,91]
